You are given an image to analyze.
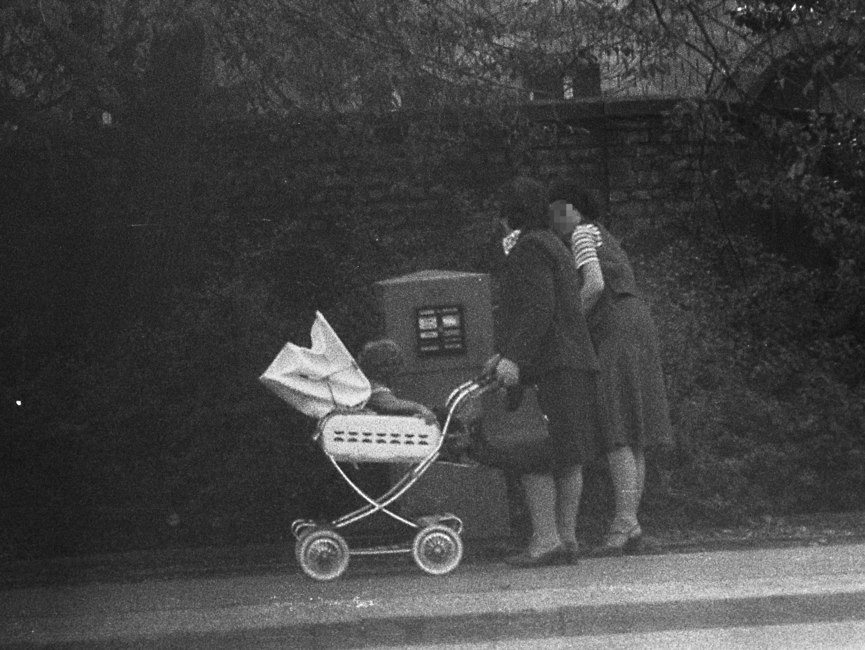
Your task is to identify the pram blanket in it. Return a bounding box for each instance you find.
[260,312,371,418]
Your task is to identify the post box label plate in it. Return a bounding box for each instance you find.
[415,305,467,357]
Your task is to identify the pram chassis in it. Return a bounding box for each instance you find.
[292,376,492,581]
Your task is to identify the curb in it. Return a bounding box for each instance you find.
[161,591,865,650]
[2,544,865,648]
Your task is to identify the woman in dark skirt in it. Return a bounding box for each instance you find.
[478,176,602,567]
[547,179,674,556]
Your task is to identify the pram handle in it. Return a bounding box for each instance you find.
[443,371,498,414]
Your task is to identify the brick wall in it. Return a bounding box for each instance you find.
[523,99,706,234]
[197,98,708,242]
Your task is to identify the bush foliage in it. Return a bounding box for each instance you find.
[3,101,865,558]
[633,99,865,528]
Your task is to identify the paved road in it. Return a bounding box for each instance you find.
[2,542,865,648]
[363,622,865,649]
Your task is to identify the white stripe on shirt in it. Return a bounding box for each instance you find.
[502,225,603,270]
[570,224,602,269]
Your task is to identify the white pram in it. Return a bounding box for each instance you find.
[260,312,492,581]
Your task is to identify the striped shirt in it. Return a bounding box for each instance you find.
[502,225,603,269]
[502,229,521,256]
[570,224,603,269]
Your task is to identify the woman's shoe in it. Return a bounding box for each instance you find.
[592,525,643,558]
[505,545,569,568]
[562,541,580,565]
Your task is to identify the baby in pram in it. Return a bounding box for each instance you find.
[357,339,438,425]
[261,313,491,579]
[358,338,476,464]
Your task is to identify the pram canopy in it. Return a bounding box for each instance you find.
[260,312,371,419]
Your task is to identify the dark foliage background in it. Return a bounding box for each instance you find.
[3,99,865,559]
[0,106,521,556]
[2,0,864,559]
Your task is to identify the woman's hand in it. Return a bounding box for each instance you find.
[495,357,520,388]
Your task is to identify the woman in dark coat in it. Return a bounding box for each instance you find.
[479,176,602,567]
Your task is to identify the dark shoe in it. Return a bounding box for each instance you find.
[622,532,644,555]
[562,541,580,564]
[505,545,569,568]
[592,525,643,558]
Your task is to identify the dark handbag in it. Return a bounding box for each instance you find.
[505,385,525,411]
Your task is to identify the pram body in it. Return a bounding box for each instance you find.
[260,312,490,580]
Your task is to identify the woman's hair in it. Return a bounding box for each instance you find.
[357,339,405,384]
[548,177,600,222]
[499,176,550,231]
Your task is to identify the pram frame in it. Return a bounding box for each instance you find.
[292,375,493,578]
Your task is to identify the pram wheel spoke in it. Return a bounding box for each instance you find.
[412,524,464,576]
[296,528,350,581]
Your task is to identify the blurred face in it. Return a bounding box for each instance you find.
[550,200,582,237]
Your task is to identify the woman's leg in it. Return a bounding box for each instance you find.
[606,445,641,542]
[521,473,562,556]
[554,464,583,549]
[634,446,646,505]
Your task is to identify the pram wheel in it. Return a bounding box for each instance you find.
[296,528,350,581]
[412,524,464,576]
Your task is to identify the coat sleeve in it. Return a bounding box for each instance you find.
[498,240,554,369]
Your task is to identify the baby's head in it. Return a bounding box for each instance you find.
[357,339,405,385]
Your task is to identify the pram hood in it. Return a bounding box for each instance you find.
[259,312,371,419]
